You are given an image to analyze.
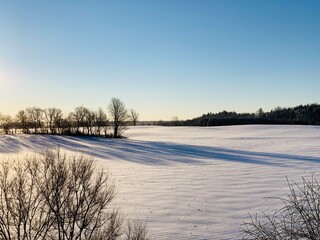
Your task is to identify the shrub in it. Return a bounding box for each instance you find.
[0,149,151,240]
[241,176,320,240]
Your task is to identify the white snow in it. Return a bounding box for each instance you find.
[1,125,320,239]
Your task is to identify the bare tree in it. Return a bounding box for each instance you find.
[108,98,128,138]
[26,107,43,134]
[0,159,54,240]
[16,110,28,134]
[0,149,151,240]
[129,109,139,126]
[63,112,76,135]
[73,106,88,134]
[39,150,121,240]
[241,175,320,240]
[0,115,12,134]
[84,108,95,135]
[171,116,180,126]
[95,107,108,137]
[44,108,63,134]
[54,109,64,134]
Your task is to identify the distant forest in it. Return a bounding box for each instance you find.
[159,104,320,126]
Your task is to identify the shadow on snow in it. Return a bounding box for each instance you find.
[0,135,319,167]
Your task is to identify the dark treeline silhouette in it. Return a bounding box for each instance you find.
[186,104,320,126]
[0,98,139,138]
[154,104,320,127]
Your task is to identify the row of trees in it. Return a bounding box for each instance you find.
[182,104,320,127]
[0,98,139,138]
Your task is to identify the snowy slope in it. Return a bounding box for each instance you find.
[1,125,320,239]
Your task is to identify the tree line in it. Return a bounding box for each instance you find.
[0,98,139,138]
[161,103,320,127]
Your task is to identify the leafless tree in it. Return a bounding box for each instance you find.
[84,108,95,135]
[108,98,128,138]
[0,159,53,240]
[0,115,12,134]
[95,107,109,137]
[16,110,29,134]
[171,116,180,126]
[54,110,64,134]
[26,107,44,134]
[73,106,88,134]
[129,109,139,126]
[39,150,121,240]
[62,113,75,135]
[44,108,63,134]
[0,149,151,240]
[241,175,320,240]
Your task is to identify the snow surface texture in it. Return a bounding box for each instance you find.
[1,125,320,239]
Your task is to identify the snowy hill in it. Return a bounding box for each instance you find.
[1,125,320,239]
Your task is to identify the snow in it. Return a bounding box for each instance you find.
[1,125,320,239]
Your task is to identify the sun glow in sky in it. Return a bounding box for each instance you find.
[0,1,320,120]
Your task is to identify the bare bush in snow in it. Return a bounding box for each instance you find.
[0,149,151,240]
[242,175,320,240]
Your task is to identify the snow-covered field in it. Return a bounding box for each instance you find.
[1,125,320,239]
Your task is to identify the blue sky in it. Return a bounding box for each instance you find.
[0,1,319,120]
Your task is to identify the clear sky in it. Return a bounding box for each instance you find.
[0,1,319,120]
